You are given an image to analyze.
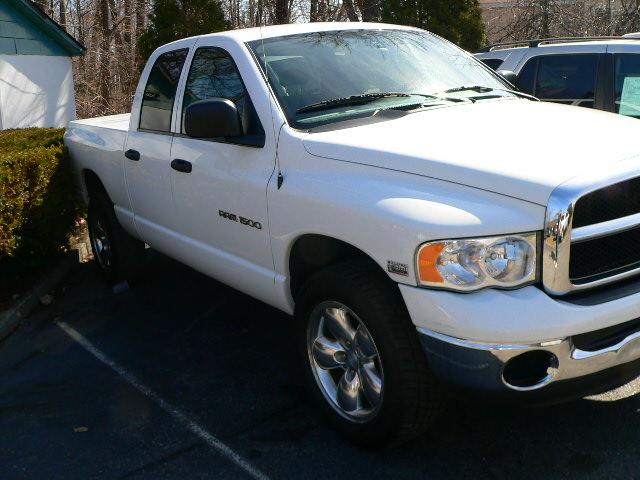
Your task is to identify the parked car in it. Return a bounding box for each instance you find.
[476,36,640,118]
[65,23,640,445]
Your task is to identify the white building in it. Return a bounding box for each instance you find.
[0,0,84,130]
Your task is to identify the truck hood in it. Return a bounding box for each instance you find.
[302,99,640,205]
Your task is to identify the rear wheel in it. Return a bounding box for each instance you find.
[296,260,442,445]
[88,195,145,283]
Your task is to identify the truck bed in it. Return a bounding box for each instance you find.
[70,113,131,131]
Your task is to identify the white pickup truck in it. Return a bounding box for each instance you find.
[65,22,640,445]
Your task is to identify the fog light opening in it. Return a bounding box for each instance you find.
[502,350,558,391]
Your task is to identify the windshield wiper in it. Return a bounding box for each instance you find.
[444,85,494,94]
[296,93,411,114]
[443,85,539,101]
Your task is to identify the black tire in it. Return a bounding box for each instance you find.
[87,194,145,283]
[295,260,442,446]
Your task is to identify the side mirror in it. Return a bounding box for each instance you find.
[498,70,519,90]
[184,98,242,139]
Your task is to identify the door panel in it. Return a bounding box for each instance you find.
[124,47,189,247]
[124,131,176,245]
[170,43,277,300]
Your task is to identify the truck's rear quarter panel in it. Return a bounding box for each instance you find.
[64,114,131,211]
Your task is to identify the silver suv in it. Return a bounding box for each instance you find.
[475,35,640,118]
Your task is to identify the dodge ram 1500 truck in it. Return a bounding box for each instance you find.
[65,22,640,445]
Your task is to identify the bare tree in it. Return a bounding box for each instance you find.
[59,0,67,29]
[485,1,640,44]
[41,0,386,118]
[97,0,111,112]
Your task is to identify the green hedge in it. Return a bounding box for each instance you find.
[0,128,78,278]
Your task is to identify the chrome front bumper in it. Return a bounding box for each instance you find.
[418,323,640,393]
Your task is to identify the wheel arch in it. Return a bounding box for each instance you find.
[82,169,111,203]
[288,233,389,300]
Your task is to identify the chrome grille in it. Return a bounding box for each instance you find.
[543,161,640,296]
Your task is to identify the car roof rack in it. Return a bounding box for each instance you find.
[477,36,640,53]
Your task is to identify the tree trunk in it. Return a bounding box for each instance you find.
[359,0,380,21]
[59,0,66,29]
[74,0,84,43]
[34,0,49,15]
[343,0,359,21]
[135,0,146,33]
[123,0,134,95]
[273,0,290,24]
[541,0,551,38]
[98,0,111,113]
[310,0,319,22]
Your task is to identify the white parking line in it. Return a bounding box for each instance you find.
[55,320,270,480]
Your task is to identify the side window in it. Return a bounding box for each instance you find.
[182,47,260,135]
[516,57,537,95]
[530,54,598,108]
[480,58,504,71]
[614,54,640,117]
[139,49,189,132]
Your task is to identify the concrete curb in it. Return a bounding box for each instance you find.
[0,250,79,342]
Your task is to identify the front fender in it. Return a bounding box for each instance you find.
[269,132,546,287]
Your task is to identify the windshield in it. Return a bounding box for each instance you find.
[248,29,510,129]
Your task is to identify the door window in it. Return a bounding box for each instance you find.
[614,54,640,117]
[182,47,260,135]
[518,54,598,108]
[139,49,189,132]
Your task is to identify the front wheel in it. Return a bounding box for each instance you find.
[296,261,442,445]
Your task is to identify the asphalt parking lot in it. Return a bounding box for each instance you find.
[2,252,640,479]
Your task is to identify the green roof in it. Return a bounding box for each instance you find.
[0,0,84,56]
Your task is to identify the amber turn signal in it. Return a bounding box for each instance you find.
[417,243,445,284]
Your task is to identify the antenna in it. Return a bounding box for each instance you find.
[259,11,285,189]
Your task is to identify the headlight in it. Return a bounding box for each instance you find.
[416,233,538,291]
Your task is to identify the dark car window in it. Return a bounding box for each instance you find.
[181,47,264,139]
[516,57,537,94]
[140,49,189,132]
[480,58,504,70]
[517,54,597,108]
[182,47,247,130]
[614,54,640,117]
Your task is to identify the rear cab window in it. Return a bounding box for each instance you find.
[139,49,189,132]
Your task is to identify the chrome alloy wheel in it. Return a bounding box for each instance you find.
[307,302,384,422]
[91,218,112,270]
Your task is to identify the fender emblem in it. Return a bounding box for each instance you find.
[387,261,409,276]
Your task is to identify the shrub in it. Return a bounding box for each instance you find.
[0,128,78,280]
